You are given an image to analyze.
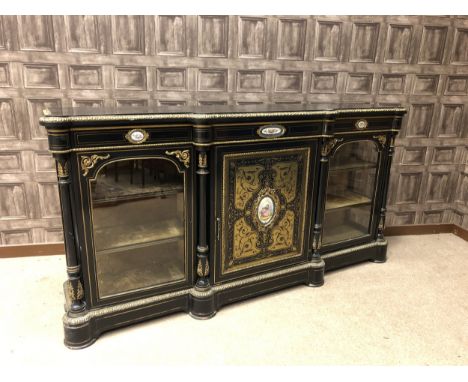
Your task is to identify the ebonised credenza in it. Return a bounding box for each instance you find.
[40,104,406,348]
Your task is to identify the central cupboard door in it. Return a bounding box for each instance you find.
[214,142,317,282]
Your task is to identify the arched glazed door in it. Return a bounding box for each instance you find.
[88,157,187,298]
[322,140,379,246]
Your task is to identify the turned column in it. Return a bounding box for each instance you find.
[377,134,394,241]
[312,136,342,260]
[195,149,210,288]
[54,154,86,314]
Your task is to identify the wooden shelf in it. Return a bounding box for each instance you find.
[322,221,368,245]
[329,160,376,173]
[325,191,372,211]
[96,239,185,298]
[93,180,183,206]
[94,217,184,253]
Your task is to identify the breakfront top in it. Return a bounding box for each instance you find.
[40,103,406,127]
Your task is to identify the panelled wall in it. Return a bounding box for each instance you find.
[0,15,467,245]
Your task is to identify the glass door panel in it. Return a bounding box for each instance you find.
[322,141,378,245]
[90,158,186,298]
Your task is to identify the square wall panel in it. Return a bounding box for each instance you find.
[23,64,60,89]
[349,23,379,62]
[437,104,464,138]
[70,66,103,89]
[238,17,267,58]
[111,16,145,54]
[384,24,412,63]
[277,18,307,60]
[237,71,265,92]
[198,16,229,57]
[114,67,147,90]
[0,63,10,87]
[451,28,468,64]
[314,21,342,61]
[395,173,423,204]
[274,72,303,93]
[65,16,100,53]
[405,104,434,138]
[310,72,338,93]
[156,16,186,56]
[418,26,447,64]
[198,69,228,91]
[17,16,55,51]
[412,75,439,95]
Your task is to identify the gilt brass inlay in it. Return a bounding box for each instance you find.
[197,258,210,277]
[165,150,190,168]
[80,154,110,176]
[378,215,386,231]
[198,152,208,168]
[67,265,81,274]
[47,129,401,154]
[272,161,298,203]
[65,280,84,301]
[233,217,261,260]
[222,148,310,275]
[40,107,406,125]
[321,138,343,157]
[312,235,320,251]
[373,135,387,148]
[234,165,263,210]
[57,161,69,177]
[269,210,295,251]
[65,243,394,326]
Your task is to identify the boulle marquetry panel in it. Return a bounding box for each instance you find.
[219,148,310,277]
[1,15,468,246]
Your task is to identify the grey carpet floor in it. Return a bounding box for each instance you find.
[0,233,467,365]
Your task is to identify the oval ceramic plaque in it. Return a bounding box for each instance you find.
[257,124,286,138]
[125,129,149,144]
[257,196,275,225]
